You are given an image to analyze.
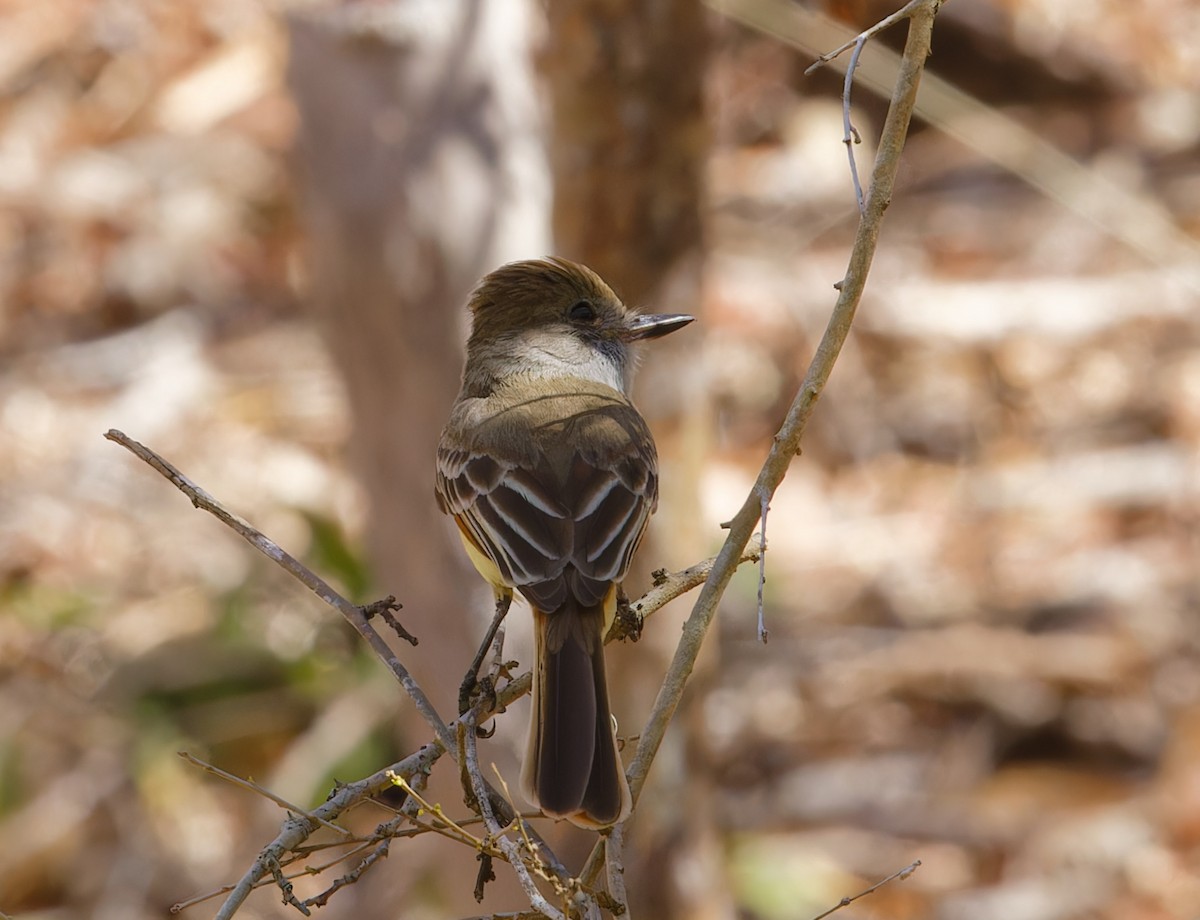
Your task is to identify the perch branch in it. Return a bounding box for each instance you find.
[463,721,566,920]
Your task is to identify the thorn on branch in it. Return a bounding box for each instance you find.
[302,839,391,909]
[267,856,310,916]
[474,852,496,902]
[361,595,417,646]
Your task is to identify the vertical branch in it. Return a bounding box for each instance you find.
[627,0,938,806]
[582,0,943,885]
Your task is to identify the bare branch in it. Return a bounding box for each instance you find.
[303,839,393,909]
[841,35,868,214]
[809,860,922,920]
[622,534,764,635]
[176,752,355,840]
[104,429,455,752]
[633,0,939,805]
[802,0,933,74]
[108,417,748,915]
[756,493,769,643]
[604,825,631,919]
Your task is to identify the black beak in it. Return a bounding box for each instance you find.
[626,312,695,341]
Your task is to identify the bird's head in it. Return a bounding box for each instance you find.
[464,257,693,394]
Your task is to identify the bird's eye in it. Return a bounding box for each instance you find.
[568,300,597,323]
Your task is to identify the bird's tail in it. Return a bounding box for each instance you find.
[522,596,631,828]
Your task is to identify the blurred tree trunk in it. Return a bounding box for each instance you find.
[543,4,726,918]
[545,1,709,309]
[287,2,548,914]
[287,0,548,715]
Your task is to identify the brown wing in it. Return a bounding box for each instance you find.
[435,381,658,610]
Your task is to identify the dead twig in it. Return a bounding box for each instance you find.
[103,429,453,753]
[809,860,922,920]
[176,752,355,840]
[803,0,934,74]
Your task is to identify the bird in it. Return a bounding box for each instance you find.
[435,257,693,827]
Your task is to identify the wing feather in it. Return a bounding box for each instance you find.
[435,381,659,607]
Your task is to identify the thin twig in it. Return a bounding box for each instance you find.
[624,534,764,633]
[387,770,491,851]
[103,429,455,753]
[303,839,393,909]
[173,835,382,912]
[809,860,922,920]
[803,0,930,74]
[362,595,417,645]
[199,795,531,915]
[842,35,867,214]
[756,494,769,643]
[177,752,354,839]
[266,854,309,916]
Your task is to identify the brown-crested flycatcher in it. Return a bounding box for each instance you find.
[435,258,693,827]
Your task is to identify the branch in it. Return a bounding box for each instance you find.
[802,0,932,75]
[603,825,631,919]
[619,534,764,640]
[809,860,922,920]
[103,429,455,753]
[840,35,868,214]
[176,752,354,840]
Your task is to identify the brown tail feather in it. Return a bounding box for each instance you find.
[522,600,631,828]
